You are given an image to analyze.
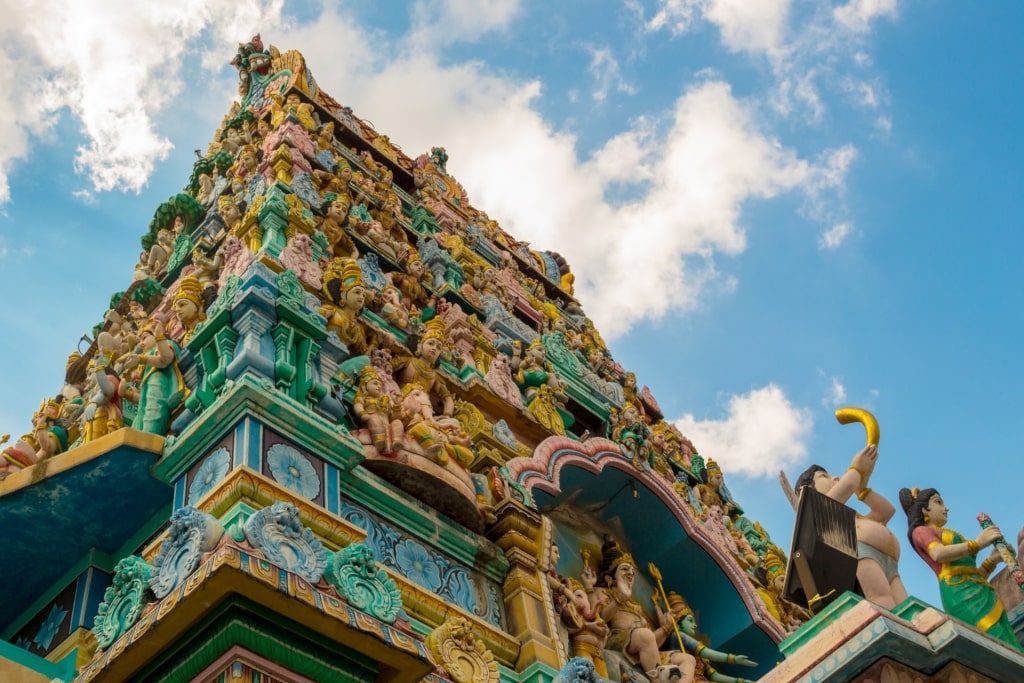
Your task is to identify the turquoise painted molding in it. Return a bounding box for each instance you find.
[779,591,864,657]
[157,373,364,482]
[0,638,77,681]
[343,465,510,583]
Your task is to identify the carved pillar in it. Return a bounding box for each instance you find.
[485,498,562,670]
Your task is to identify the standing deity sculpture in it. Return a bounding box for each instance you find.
[122,319,185,436]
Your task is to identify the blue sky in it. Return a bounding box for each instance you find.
[1,0,1022,610]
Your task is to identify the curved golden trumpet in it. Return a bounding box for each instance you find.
[835,407,880,446]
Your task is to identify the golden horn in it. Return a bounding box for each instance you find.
[835,406,880,446]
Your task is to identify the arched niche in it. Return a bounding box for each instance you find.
[506,436,785,671]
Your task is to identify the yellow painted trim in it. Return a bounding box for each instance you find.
[977,599,1004,633]
[0,429,164,496]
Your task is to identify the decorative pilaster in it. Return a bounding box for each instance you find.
[486,497,561,670]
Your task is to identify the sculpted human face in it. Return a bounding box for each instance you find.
[419,336,443,363]
[174,298,199,325]
[612,562,636,596]
[364,377,383,398]
[328,200,349,222]
[680,613,697,637]
[623,406,639,423]
[812,470,838,495]
[709,473,723,489]
[925,494,948,527]
[221,203,240,227]
[408,259,424,277]
[345,285,366,310]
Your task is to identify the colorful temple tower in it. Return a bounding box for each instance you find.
[2,36,1023,683]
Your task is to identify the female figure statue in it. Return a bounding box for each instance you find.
[899,487,1023,651]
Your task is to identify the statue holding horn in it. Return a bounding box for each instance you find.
[786,407,908,609]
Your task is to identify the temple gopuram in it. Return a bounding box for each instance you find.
[2,36,1023,683]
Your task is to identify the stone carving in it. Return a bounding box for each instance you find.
[326,542,403,624]
[93,556,153,649]
[243,502,329,584]
[425,616,500,683]
[150,506,226,599]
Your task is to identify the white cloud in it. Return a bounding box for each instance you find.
[819,222,852,250]
[0,3,860,339]
[834,0,898,33]
[0,0,286,203]
[272,10,854,337]
[645,0,791,58]
[587,46,638,102]
[410,0,521,47]
[825,376,847,405]
[674,384,813,477]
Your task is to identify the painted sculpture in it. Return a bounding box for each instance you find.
[582,538,697,682]
[353,365,402,453]
[123,319,185,436]
[899,487,1024,651]
[793,445,908,609]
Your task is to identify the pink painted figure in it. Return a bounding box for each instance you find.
[219,236,255,288]
[279,233,324,290]
[484,353,524,409]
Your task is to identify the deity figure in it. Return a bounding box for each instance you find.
[794,445,907,610]
[353,366,402,453]
[755,546,806,633]
[171,275,206,346]
[0,398,69,477]
[319,193,359,259]
[279,233,324,290]
[561,577,611,677]
[270,91,317,132]
[82,356,123,443]
[321,258,369,355]
[392,249,431,310]
[218,195,243,234]
[348,202,398,261]
[369,346,402,399]
[664,593,757,683]
[122,319,185,436]
[581,538,696,682]
[899,487,1023,651]
[399,384,474,468]
[614,403,653,471]
[377,285,411,331]
[622,372,645,416]
[147,229,175,277]
[696,460,740,520]
[484,353,524,408]
[527,382,569,436]
[394,318,454,417]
